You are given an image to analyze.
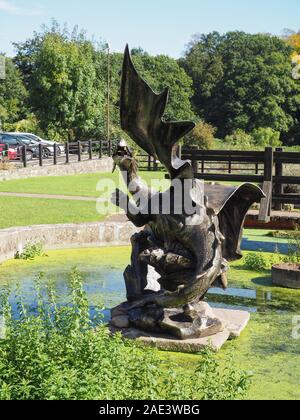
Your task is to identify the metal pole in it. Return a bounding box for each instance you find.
[107,44,111,157]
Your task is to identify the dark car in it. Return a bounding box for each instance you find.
[0,133,42,161]
[5,133,57,158]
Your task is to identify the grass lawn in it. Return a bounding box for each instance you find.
[0,172,169,198]
[0,172,170,229]
[0,196,108,229]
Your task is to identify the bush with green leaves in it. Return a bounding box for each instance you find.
[284,229,300,264]
[184,121,216,150]
[252,127,282,148]
[224,129,254,149]
[15,243,44,260]
[244,251,282,272]
[0,270,250,400]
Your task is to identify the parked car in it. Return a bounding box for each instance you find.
[0,143,17,160]
[0,133,45,161]
[6,132,61,157]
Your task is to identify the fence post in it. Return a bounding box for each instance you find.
[66,142,69,164]
[22,145,27,168]
[4,144,9,158]
[39,143,43,167]
[77,141,81,162]
[148,155,152,172]
[99,140,103,159]
[53,143,57,165]
[228,154,232,174]
[88,140,93,160]
[259,147,274,222]
[275,147,283,211]
[109,140,112,158]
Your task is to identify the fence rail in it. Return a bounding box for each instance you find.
[15,139,114,169]
[3,140,300,222]
[181,146,300,222]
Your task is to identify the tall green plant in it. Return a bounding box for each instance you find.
[0,270,250,400]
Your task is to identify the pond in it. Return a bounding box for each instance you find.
[0,246,300,400]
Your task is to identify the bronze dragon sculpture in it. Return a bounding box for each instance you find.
[111,46,264,340]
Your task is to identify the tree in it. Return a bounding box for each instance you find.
[252,127,282,148]
[14,23,195,142]
[108,49,196,125]
[181,32,300,140]
[132,52,195,121]
[0,57,28,130]
[224,129,253,149]
[284,31,300,53]
[184,121,216,149]
[27,33,105,141]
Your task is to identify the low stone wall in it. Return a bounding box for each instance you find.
[0,158,113,181]
[0,221,137,263]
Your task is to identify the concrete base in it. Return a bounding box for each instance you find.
[110,308,250,353]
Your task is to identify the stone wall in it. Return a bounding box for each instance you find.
[0,222,137,263]
[0,158,113,181]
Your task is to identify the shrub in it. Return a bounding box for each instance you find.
[15,243,44,260]
[252,127,282,148]
[4,114,44,138]
[244,251,282,271]
[0,157,11,171]
[184,121,216,150]
[284,229,300,264]
[244,252,267,271]
[224,129,253,149]
[0,270,250,400]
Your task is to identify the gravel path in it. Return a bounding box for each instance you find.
[0,192,99,202]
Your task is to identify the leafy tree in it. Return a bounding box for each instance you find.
[14,24,195,142]
[132,51,195,121]
[284,31,300,53]
[0,57,28,130]
[252,127,282,148]
[224,129,253,149]
[184,120,216,149]
[181,32,300,140]
[28,33,105,141]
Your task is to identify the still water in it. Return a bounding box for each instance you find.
[0,247,300,400]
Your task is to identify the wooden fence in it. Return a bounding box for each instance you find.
[180,147,300,222]
[18,139,113,168]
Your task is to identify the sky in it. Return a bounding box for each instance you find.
[0,0,300,58]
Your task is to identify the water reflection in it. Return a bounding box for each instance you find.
[1,265,300,320]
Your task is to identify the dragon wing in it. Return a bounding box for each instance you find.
[120,45,195,178]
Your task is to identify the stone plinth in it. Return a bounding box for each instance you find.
[110,305,250,353]
[272,264,300,289]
